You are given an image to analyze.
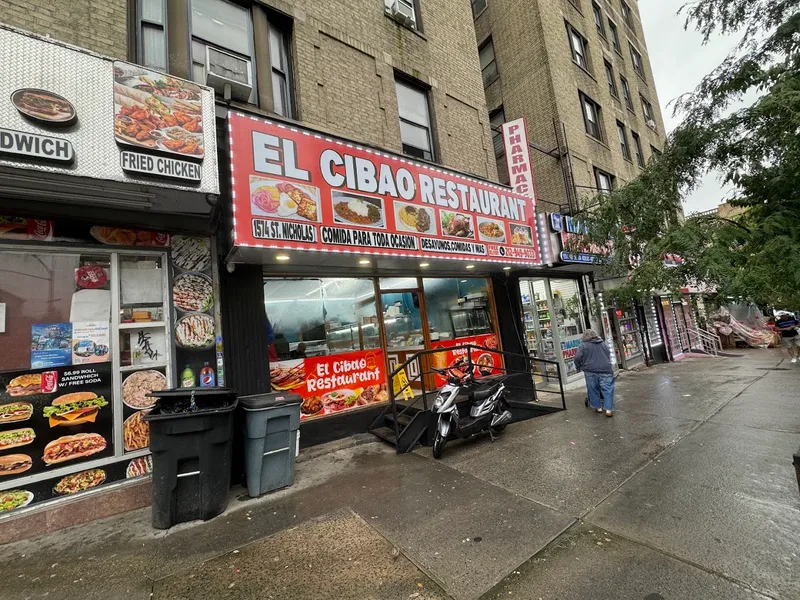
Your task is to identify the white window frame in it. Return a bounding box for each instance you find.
[568,26,588,70]
[580,93,603,141]
[595,169,614,195]
[395,78,435,162]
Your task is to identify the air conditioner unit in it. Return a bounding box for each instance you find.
[390,0,416,27]
[205,46,253,103]
[646,119,657,130]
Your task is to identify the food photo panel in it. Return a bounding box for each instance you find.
[394,200,437,235]
[439,211,475,239]
[250,176,321,223]
[476,217,507,243]
[331,191,385,228]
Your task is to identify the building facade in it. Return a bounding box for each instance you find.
[474,0,666,212]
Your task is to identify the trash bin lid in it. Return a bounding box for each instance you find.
[239,392,302,410]
[149,387,236,399]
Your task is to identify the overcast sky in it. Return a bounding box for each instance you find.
[639,1,738,213]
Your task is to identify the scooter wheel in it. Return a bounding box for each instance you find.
[433,430,446,459]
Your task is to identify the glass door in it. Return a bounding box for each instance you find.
[550,279,586,378]
[520,278,558,380]
[380,278,426,396]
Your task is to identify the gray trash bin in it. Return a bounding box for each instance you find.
[239,392,301,498]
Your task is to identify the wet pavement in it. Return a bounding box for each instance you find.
[0,348,798,600]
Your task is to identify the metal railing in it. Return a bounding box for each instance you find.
[687,327,722,356]
[382,345,566,447]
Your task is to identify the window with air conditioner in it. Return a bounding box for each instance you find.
[385,0,419,30]
[137,0,167,71]
[190,0,255,103]
[479,39,499,87]
[396,78,435,161]
[617,121,631,161]
[580,92,603,141]
[568,25,589,71]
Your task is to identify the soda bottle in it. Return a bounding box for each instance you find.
[199,362,216,387]
[181,365,196,388]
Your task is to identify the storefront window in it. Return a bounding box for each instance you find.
[382,291,424,350]
[551,279,585,376]
[423,278,492,342]
[264,278,379,357]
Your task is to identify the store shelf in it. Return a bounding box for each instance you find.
[119,321,167,329]
[120,362,169,373]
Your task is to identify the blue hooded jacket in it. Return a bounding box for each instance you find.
[574,337,613,374]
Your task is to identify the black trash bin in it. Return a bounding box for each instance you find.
[239,393,301,498]
[145,387,237,529]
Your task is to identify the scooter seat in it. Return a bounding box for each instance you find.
[471,383,502,403]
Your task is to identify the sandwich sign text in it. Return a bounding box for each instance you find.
[229,112,541,264]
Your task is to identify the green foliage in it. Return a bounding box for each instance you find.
[582,0,800,308]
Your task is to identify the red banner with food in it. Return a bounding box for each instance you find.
[270,349,388,420]
[229,112,540,265]
[431,333,503,387]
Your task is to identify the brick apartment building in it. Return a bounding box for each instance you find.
[0,0,497,180]
[473,0,666,213]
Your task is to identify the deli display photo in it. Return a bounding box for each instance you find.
[0,363,114,490]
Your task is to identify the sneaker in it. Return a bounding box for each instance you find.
[605,410,613,417]
[596,408,603,413]
[792,358,798,363]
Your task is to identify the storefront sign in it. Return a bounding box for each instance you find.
[0,127,74,164]
[548,213,608,265]
[501,118,537,201]
[120,151,202,182]
[229,113,540,264]
[270,349,388,420]
[431,333,502,387]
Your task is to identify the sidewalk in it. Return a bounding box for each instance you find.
[1,349,798,600]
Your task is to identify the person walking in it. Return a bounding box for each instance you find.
[574,329,616,417]
[775,313,800,363]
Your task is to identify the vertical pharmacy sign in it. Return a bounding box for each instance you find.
[501,117,538,212]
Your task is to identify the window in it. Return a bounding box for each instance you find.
[631,131,644,167]
[580,92,603,141]
[396,78,435,161]
[617,121,631,161]
[594,168,614,194]
[137,0,167,70]
[471,0,487,19]
[568,0,582,10]
[479,39,499,87]
[268,23,293,117]
[489,107,506,157]
[567,26,588,70]
[641,95,655,123]
[650,145,662,161]
[630,43,644,77]
[620,75,634,111]
[384,0,420,31]
[608,19,621,53]
[264,278,379,358]
[593,2,606,37]
[423,279,493,341]
[604,61,618,98]
[190,0,256,103]
[621,0,633,26]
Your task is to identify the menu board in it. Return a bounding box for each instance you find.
[0,364,114,490]
[270,349,388,420]
[431,333,502,387]
[113,63,204,158]
[229,113,541,265]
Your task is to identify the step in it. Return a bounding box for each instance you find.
[371,426,397,446]
[384,412,414,428]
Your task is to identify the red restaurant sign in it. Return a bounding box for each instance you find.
[229,113,540,264]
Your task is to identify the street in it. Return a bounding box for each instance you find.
[1,348,798,600]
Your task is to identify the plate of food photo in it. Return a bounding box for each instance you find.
[440,211,475,239]
[477,218,506,243]
[250,176,320,222]
[11,89,76,124]
[332,192,385,228]
[395,201,435,234]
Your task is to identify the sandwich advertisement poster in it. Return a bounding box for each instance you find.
[229,113,541,265]
[0,363,113,510]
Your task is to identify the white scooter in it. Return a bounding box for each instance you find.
[431,368,513,459]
